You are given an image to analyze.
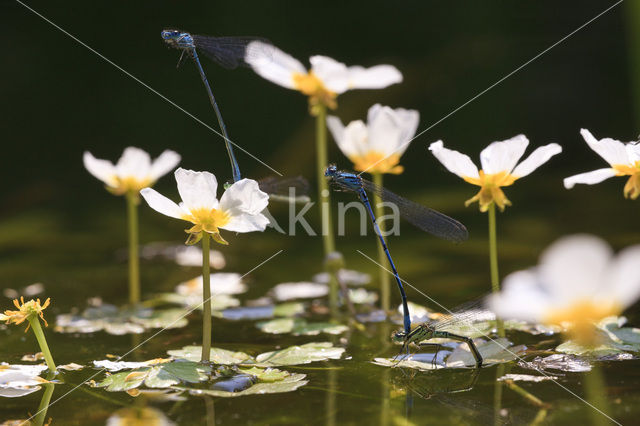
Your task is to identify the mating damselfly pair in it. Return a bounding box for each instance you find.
[325,166,485,367]
[161,29,307,202]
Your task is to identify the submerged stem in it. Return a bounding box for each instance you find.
[488,202,505,337]
[201,233,212,362]
[315,104,339,313]
[126,191,140,305]
[33,382,55,426]
[583,365,612,426]
[28,316,56,371]
[372,172,390,312]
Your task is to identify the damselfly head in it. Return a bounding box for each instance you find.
[324,164,338,178]
[161,29,194,49]
[391,329,406,343]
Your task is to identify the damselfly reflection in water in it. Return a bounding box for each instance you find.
[161,30,308,203]
[325,165,468,334]
[391,300,497,369]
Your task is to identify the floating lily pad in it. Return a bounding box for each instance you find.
[139,242,226,268]
[93,358,171,372]
[312,269,371,286]
[156,293,240,311]
[175,273,247,296]
[58,363,84,371]
[349,288,377,305]
[0,363,49,398]
[95,360,211,392]
[256,318,348,336]
[55,305,188,335]
[518,354,592,373]
[271,282,328,301]
[167,346,252,365]
[373,338,524,370]
[556,317,640,357]
[217,302,305,321]
[498,374,558,382]
[254,342,345,367]
[20,353,44,362]
[178,367,307,398]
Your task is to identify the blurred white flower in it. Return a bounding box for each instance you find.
[140,168,269,245]
[429,136,562,211]
[564,129,640,199]
[488,235,640,344]
[327,104,419,174]
[245,41,402,110]
[84,147,180,196]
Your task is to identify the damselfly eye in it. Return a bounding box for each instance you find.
[391,331,405,342]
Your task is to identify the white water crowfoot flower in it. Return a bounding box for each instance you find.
[429,136,562,212]
[84,147,181,198]
[140,168,269,245]
[245,41,402,113]
[327,104,419,174]
[488,235,640,345]
[564,129,640,199]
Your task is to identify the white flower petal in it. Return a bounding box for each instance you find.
[626,142,640,164]
[245,41,307,89]
[219,179,269,215]
[83,151,117,185]
[149,150,181,180]
[428,141,480,180]
[116,147,152,179]
[580,128,630,166]
[337,120,368,158]
[606,245,640,309]
[175,168,219,210]
[511,143,562,178]
[310,55,350,94]
[221,211,270,233]
[368,107,405,155]
[563,168,617,189]
[326,115,345,146]
[538,234,613,302]
[487,270,550,323]
[140,188,185,220]
[347,65,403,90]
[480,135,529,174]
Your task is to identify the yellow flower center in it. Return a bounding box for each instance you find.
[544,300,620,346]
[350,152,403,175]
[107,176,154,196]
[0,297,50,332]
[612,162,640,200]
[182,207,230,235]
[292,71,338,111]
[462,170,518,212]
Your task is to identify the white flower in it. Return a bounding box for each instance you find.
[84,147,180,196]
[564,129,640,199]
[245,41,402,110]
[487,235,640,344]
[429,136,562,211]
[327,104,419,174]
[140,168,269,245]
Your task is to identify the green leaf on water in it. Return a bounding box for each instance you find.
[447,338,525,368]
[96,360,211,392]
[178,372,308,397]
[237,367,290,382]
[556,317,640,357]
[167,346,252,365]
[253,342,345,367]
[273,302,305,317]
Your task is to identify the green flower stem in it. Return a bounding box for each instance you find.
[493,363,505,426]
[315,104,339,312]
[33,382,55,426]
[201,233,212,362]
[28,316,56,371]
[584,365,612,426]
[372,172,390,312]
[504,380,549,409]
[126,191,140,305]
[488,202,505,337]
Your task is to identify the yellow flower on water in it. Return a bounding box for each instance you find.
[140,168,270,245]
[84,147,180,196]
[327,104,419,175]
[429,136,562,212]
[245,41,402,113]
[488,235,640,345]
[0,297,50,332]
[564,129,640,199]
